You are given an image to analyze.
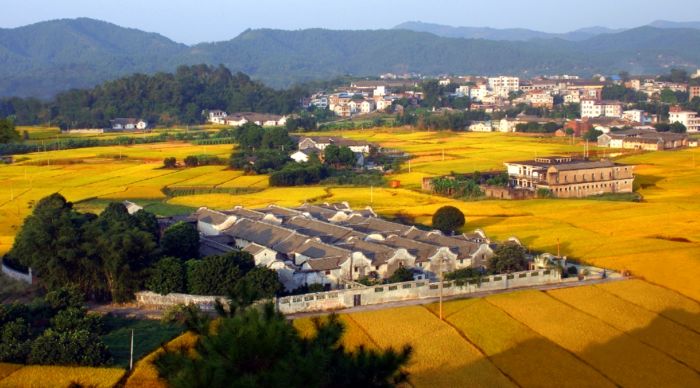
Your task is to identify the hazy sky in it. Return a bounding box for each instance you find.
[1,0,699,44]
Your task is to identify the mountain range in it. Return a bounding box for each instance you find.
[393,21,626,41]
[1,18,700,98]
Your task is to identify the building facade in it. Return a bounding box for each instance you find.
[504,156,634,198]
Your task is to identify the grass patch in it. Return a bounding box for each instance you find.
[582,192,642,202]
[0,273,37,304]
[101,316,184,369]
[75,198,196,217]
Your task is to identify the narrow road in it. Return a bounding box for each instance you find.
[88,276,631,320]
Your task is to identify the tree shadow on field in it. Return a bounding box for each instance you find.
[418,308,700,387]
[468,215,508,230]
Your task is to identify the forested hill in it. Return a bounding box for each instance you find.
[2,18,700,98]
[0,65,304,127]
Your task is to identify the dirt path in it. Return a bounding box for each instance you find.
[89,276,630,320]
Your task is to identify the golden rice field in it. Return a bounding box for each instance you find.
[2,129,700,386]
[0,364,125,388]
[291,279,700,388]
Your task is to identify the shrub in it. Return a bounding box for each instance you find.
[183,155,199,167]
[163,157,177,168]
[388,267,414,283]
[28,329,111,366]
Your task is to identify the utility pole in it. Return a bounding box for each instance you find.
[557,238,560,257]
[129,329,134,370]
[439,260,444,321]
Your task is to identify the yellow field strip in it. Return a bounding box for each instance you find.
[548,285,700,372]
[348,306,514,387]
[486,290,700,387]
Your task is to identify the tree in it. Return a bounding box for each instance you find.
[231,267,283,307]
[9,193,94,294]
[583,128,603,142]
[163,157,177,168]
[154,305,412,387]
[432,206,465,235]
[337,146,356,167]
[161,221,200,260]
[83,202,159,302]
[487,244,528,273]
[660,88,678,104]
[186,254,244,295]
[0,118,19,144]
[147,257,186,295]
[388,267,414,283]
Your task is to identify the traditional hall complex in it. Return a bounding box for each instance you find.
[190,203,498,291]
[504,156,635,198]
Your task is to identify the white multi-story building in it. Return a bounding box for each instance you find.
[488,76,520,97]
[622,110,651,125]
[581,99,623,119]
[669,109,700,133]
[469,84,489,102]
[207,110,228,124]
[525,91,554,108]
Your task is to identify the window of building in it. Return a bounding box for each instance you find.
[325,270,331,275]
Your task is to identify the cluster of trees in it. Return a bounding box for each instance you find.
[8,195,160,302]
[284,114,318,132]
[323,144,357,168]
[0,286,111,366]
[147,250,281,304]
[229,123,295,174]
[6,194,282,304]
[602,85,648,103]
[163,154,226,168]
[269,163,329,187]
[431,177,483,200]
[514,121,562,133]
[654,122,688,133]
[396,109,489,131]
[0,65,304,127]
[0,117,19,144]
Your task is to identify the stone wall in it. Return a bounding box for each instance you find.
[1,263,32,284]
[135,268,571,314]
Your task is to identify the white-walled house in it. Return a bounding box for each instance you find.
[109,118,148,131]
[469,121,493,132]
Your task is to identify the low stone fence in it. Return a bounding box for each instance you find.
[135,292,226,311]
[135,268,568,314]
[276,268,562,314]
[1,263,32,284]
